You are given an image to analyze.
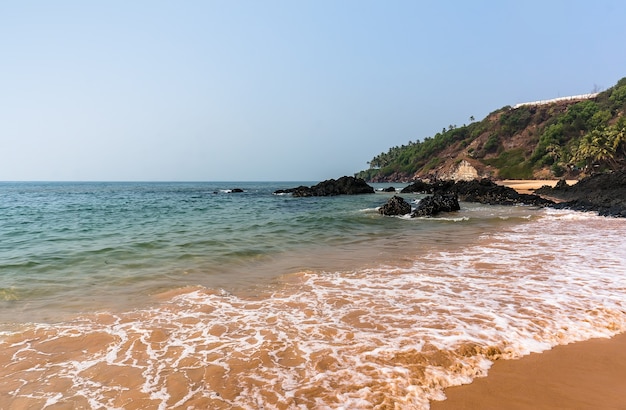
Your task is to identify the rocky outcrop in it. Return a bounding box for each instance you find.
[378,196,411,216]
[536,171,626,217]
[448,179,553,207]
[384,173,626,217]
[402,178,553,207]
[275,176,375,197]
[411,193,460,217]
[447,160,479,181]
[378,193,459,217]
[400,181,434,194]
[553,179,569,190]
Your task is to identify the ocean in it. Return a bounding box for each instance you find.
[1,181,625,409]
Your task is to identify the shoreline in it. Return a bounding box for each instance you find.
[497,179,578,195]
[430,332,626,409]
[2,181,625,407]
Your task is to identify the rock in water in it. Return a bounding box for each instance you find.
[379,195,411,216]
[276,176,375,197]
[411,193,460,217]
[400,180,433,194]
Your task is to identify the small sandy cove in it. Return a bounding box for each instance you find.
[430,333,626,409]
[498,179,578,194]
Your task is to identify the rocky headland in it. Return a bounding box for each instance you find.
[395,173,626,217]
[277,173,626,217]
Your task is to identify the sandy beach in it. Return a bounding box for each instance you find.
[498,179,578,194]
[2,181,625,408]
[430,332,626,409]
[433,179,626,409]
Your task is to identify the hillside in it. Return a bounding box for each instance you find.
[356,77,626,182]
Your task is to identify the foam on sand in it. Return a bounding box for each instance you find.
[0,210,624,409]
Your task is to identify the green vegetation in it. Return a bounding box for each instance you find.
[356,77,626,181]
[499,106,533,137]
[483,149,533,179]
[361,120,482,178]
[573,117,626,170]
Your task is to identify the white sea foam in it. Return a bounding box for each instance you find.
[1,210,625,409]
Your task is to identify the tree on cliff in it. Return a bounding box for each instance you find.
[574,118,626,170]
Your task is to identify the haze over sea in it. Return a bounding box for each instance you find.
[1,181,625,408]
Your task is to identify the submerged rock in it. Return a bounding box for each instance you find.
[411,193,460,217]
[379,195,411,216]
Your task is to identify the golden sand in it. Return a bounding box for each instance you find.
[498,179,578,195]
[431,332,626,410]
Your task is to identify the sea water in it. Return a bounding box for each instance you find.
[0,181,625,409]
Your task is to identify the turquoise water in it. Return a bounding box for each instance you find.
[0,182,312,320]
[1,181,626,408]
[1,181,531,324]
[0,182,383,320]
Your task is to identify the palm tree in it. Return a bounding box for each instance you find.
[546,143,562,162]
[575,129,618,170]
[609,121,626,157]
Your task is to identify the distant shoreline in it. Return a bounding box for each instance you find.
[497,179,578,195]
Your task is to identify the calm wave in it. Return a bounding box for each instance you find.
[0,181,523,324]
[1,182,625,408]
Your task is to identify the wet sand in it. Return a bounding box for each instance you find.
[430,332,626,410]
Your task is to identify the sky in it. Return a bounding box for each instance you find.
[2,1,625,182]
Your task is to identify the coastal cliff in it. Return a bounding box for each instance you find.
[356,77,626,182]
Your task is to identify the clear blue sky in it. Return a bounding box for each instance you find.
[2,1,625,181]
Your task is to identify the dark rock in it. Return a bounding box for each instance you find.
[282,187,307,197]
[379,195,411,216]
[276,176,374,197]
[554,179,569,190]
[381,186,396,192]
[400,181,433,194]
[401,178,553,207]
[537,171,626,217]
[411,193,460,217]
[231,188,244,193]
[536,179,569,195]
[445,179,553,207]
